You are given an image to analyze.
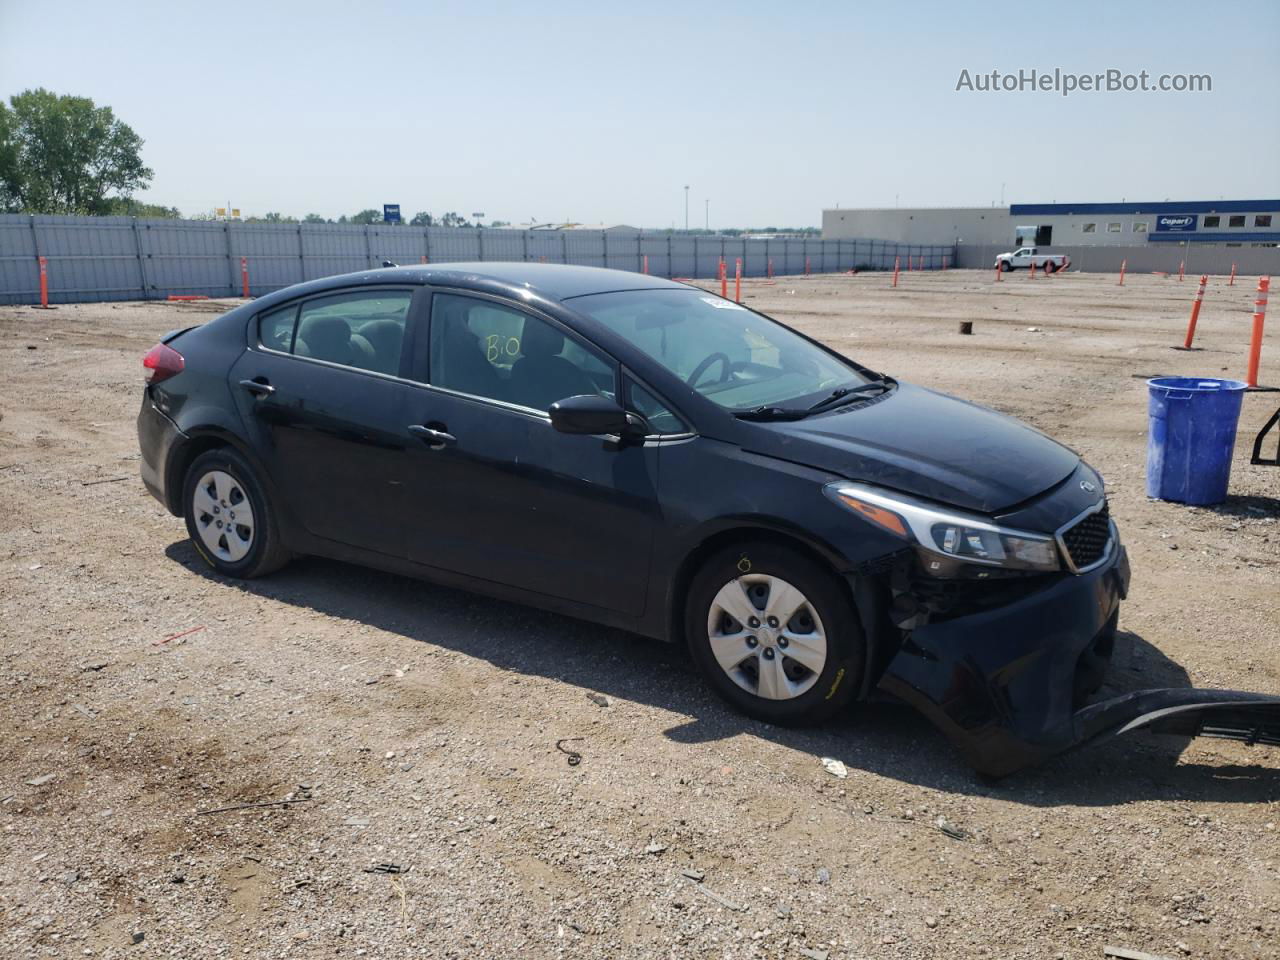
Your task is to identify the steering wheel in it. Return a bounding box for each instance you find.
[687,351,732,387]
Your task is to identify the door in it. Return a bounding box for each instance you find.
[229,286,423,554]
[400,291,662,616]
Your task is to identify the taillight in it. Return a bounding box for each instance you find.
[142,342,185,384]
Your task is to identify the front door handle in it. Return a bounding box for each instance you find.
[408,424,456,448]
[239,378,276,398]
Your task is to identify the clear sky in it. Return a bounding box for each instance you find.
[2,0,1276,227]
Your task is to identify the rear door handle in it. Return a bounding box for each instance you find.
[239,378,276,397]
[408,424,456,447]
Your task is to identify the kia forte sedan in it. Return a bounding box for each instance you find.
[138,264,1279,776]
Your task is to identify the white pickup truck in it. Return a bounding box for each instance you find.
[995,247,1070,273]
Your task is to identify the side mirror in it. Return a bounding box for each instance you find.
[549,395,633,435]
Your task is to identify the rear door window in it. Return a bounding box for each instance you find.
[257,290,413,377]
[296,291,412,375]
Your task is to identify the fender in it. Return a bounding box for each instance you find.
[164,424,302,541]
[656,512,874,647]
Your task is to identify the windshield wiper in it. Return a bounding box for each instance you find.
[734,380,893,422]
[732,405,808,422]
[805,380,892,413]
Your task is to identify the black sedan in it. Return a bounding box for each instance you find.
[137,264,1279,775]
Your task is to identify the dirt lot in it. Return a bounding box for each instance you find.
[1,269,1278,960]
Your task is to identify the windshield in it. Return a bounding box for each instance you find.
[568,289,868,411]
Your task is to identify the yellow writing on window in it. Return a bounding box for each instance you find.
[486,334,521,363]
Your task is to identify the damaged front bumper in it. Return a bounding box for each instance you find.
[875,543,1280,776]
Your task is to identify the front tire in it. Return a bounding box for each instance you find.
[182,447,290,579]
[685,542,865,725]
[999,260,1012,272]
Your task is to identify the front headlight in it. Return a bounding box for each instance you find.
[823,481,1060,573]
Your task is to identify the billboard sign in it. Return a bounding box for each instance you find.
[1155,214,1197,232]
[383,204,401,224]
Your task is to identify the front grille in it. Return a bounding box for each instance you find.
[1060,502,1112,571]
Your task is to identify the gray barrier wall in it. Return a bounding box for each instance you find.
[955,242,1279,276]
[0,214,955,305]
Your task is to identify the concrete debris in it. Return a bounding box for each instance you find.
[1104,947,1178,960]
[689,882,747,912]
[820,757,848,778]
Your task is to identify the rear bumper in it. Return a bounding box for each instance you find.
[137,392,186,515]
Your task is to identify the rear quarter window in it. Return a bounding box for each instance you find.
[258,304,298,352]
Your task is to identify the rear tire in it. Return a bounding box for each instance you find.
[182,447,290,579]
[1043,260,1057,274]
[685,542,865,725]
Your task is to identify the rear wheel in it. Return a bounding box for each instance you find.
[1043,260,1057,274]
[182,447,289,578]
[685,542,864,725]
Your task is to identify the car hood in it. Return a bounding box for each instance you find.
[746,381,1080,513]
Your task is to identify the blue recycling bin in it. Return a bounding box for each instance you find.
[1146,377,1247,505]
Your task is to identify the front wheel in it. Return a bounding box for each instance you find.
[182,447,290,579]
[999,260,1012,272]
[685,542,865,725]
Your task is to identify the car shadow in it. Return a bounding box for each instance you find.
[164,541,1279,807]
[1199,492,1280,518]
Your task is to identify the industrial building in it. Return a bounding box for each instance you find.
[823,200,1280,248]
[822,200,1280,275]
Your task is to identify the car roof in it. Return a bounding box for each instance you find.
[329,262,688,302]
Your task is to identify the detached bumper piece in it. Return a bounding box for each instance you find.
[1075,688,1280,748]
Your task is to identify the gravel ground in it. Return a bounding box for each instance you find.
[1,269,1277,959]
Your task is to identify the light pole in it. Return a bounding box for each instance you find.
[684,185,689,231]
[705,199,709,231]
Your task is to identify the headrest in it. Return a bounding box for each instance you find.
[519,320,563,360]
[359,319,402,349]
[301,316,351,356]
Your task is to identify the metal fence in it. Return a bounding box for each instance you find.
[0,214,955,305]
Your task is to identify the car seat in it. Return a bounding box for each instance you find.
[508,321,597,411]
[357,319,405,375]
[295,315,376,369]
[437,305,503,399]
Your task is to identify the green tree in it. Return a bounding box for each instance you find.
[349,208,382,225]
[0,88,153,214]
[409,211,434,226]
[102,198,181,218]
[439,211,467,227]
[303,213,328,223]
[0,103,18,210]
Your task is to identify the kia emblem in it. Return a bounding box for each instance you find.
[1080,479,1097,493]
